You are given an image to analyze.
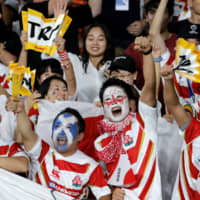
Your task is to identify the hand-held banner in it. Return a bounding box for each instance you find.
[174,38,200,83]
[6,62,36,98]
[22,9,72,55]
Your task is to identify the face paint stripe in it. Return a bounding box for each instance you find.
[52,114,78,152]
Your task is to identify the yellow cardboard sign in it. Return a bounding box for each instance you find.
[22,9,72,55]
[174,38,200,83]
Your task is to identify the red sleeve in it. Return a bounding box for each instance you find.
[184,117,200,144]
[8,142,24,157]
[88,165,108,187]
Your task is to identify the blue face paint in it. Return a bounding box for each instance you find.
[52,113,78,152]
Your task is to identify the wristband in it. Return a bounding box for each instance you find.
[153,56,163,62]
[58,49,69,62]
[142,48,152,55]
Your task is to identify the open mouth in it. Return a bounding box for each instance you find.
[57,137,67,145]
[112,106,122,117]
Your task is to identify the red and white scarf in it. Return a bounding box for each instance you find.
[96,113,134,163]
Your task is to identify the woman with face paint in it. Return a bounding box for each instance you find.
[14,99,112,200]
[95,37,162,200]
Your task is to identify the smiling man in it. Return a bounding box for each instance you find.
[94,37,162,199]
[14,102,111,199]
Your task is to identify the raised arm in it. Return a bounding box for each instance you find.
[149,0,167,54]
[18,30,28,67]
[0,156,29,173]
[11,98,38,151]
[160,65,190,127]
[55,36,76,97]
[88,0,102,17]
[134,36,156,107]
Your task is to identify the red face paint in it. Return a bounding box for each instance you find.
[104,95,126,107]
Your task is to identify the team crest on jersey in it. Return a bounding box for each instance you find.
[72,176,82,187]
[123,131,135,148]
[124,135,133,146]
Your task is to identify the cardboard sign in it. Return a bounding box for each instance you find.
[22,9,72,55]
[174,38,200,83]
[6,62,36,98]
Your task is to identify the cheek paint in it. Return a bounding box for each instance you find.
[52,91,56,96]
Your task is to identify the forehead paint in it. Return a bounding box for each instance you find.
[104,94,127,107]
[103,86,127,107]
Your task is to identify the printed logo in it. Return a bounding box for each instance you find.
[72,176,82,187]
[189,24,198,35]
[124,135,133,146]
[51,168,60,179]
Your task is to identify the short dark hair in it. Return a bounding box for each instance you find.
[37,58,63,78]
[145,0,174,18]
[39,75,68,98]
[108,55,137,74]
[99,78,135,104]
[35,58,63,89]
[52,107,85,135]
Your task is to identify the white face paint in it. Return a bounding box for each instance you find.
[52,113,78,152]
[103,86,129,122]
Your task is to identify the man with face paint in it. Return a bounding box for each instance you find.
[95,37,162,199]
[15,101,111,200]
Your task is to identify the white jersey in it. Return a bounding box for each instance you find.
[27,138,111,199]
[172,117,200,199]
[95,101,162,199]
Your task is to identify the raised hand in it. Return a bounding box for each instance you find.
[55,36,66,52]
[112,188,125,200]
[134,36,152,53]
[20,30,28,48]
[160,64,174,80]
[53,0,68,18]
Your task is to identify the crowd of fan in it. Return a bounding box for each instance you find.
[0,0,200,199]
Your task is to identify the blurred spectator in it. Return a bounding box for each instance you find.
[0,0,22,66]
[95,0,140,52]
[125,0,177,115]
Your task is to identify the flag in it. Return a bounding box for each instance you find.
[0,168,71,199]
[174,38,200,83]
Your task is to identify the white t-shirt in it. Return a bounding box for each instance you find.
[68,53,111,103]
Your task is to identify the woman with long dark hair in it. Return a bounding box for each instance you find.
[55,23,115,104]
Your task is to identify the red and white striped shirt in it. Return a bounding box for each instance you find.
[95,101,162,199]
[0,139,27,158]
[27,139,111,199]
[172,117,200,199]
